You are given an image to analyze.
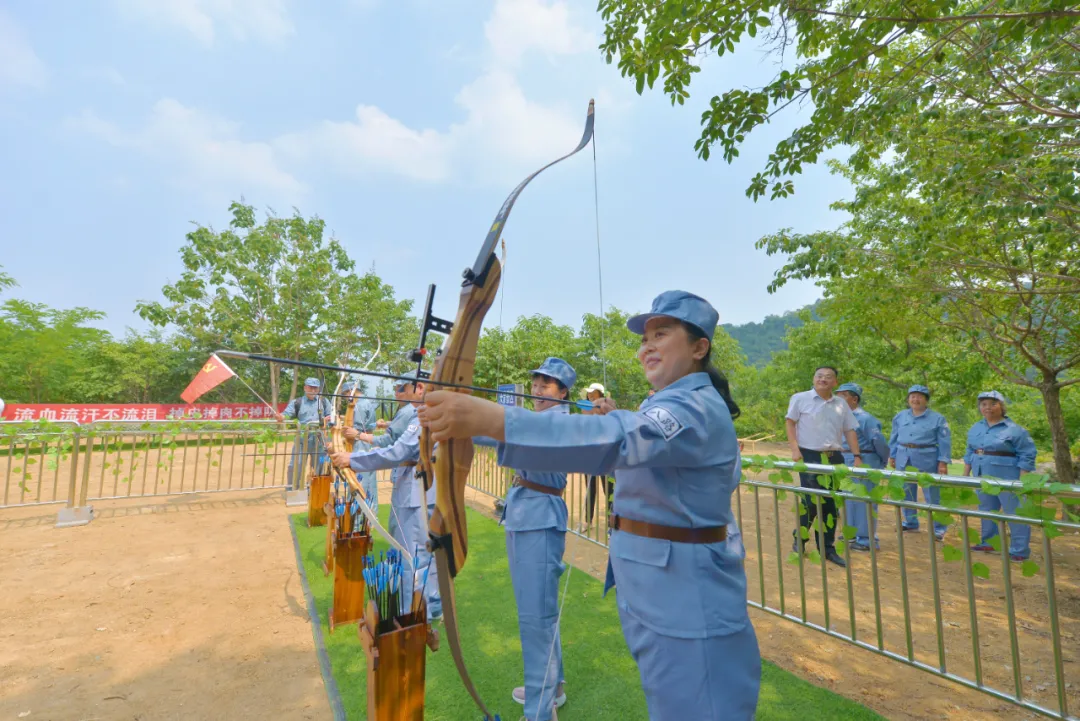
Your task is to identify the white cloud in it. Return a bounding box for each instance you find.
[277,0,597,184]
[484,0,596,66]
[68,98,304,197]
[114,0,293,45]
[0,9,47,88]
[275,70,588,184]
[72,1,602,192]
[275,106,453,182]
[452,69,587,171]
[81,66,127,87]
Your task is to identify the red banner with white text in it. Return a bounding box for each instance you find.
[0,404,287,424]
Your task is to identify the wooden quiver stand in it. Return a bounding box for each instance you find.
[328,530,372,632]
[359,600,439,721]
[322,497,354,576]
[308,473,332,527]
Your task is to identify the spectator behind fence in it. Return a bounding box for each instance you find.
[581,382,613,533]
[835,383,889,551]
[276,377,332,490]
[888,385,952,540]
[786,366,862,568]
[965,391,1038,561]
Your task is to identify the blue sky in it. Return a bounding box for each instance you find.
[0,0,851,337]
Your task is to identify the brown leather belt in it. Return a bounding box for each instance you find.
[900,443,935,448]
[401,461,417,467]
[513,476,564,498]
[610,514,727,543]
[975,449,1016,457]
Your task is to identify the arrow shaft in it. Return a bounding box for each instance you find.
[217,349,593,411]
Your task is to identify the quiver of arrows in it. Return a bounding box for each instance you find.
[308,473,332,527]
[359,596,437,720]
[328,529,373,632]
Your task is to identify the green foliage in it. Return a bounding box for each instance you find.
[722,304,817,368]
[755,137,1079,479]
[599,1,1079,200]
[474,306,746,412]
[598,2,1079,481]
[0,273,113,403]
[135,202,417,405]
[74,329,203,403]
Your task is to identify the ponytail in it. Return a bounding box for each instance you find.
[682,323,740,419]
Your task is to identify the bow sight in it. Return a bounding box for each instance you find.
[408,283,454,383]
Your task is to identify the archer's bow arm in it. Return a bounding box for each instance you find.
[348,423,420,472]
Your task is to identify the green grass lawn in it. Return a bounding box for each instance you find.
[292,509,884,720]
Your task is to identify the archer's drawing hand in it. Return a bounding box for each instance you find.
[419,391,505,442]
[590,398,617,415]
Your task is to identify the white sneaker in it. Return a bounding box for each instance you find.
[512,683,566,707]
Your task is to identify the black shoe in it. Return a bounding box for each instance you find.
[825,550,846,567]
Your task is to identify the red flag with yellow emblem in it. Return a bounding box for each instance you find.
[181,354,237,403]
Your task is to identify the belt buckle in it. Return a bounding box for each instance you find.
[975,449,985,455]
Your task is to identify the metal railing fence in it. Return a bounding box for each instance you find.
[464,450,1080,721]
[6,420,1076,718]
[466,447,614,546]
[1,420,303,509]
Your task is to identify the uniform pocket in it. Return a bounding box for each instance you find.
[611,531,671,567]
[699,543,751,634]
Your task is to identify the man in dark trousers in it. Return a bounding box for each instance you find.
[786,366,862,567]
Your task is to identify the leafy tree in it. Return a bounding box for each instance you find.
[474,315,580,404]
[0,266,14,293]
[474,306,746,412]
[75,329,202,403]
[136,202,417,405]
[0,283,110,403]
[575,308,652,409]
[598,1,1080,200]
[758,150,1080,482]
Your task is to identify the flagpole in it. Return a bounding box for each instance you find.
[211,354,278,417]
[234,374,278,417]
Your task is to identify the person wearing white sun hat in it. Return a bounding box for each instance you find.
[582,381,613,532]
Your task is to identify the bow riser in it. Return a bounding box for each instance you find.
[422,256,502,578]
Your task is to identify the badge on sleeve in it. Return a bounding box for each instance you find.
[643,405,683,440]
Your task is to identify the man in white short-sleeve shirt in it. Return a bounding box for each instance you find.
[786,366,861,567]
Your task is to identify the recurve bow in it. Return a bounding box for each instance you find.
[415,99,595,720]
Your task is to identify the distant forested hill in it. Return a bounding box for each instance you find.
[723,304,819,367]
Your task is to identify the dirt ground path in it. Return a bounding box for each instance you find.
[0,490,332,721]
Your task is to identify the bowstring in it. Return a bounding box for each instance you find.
[496,237,508,401]
[593,131,607,391]
[538,114,604,720]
